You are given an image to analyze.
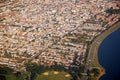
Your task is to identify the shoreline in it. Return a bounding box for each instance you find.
[87,21,120,80]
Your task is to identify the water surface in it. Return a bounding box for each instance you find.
[98,28,120,80]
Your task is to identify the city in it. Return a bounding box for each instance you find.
[0,0,120,80]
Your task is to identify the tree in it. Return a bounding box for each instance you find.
[91,68,100,77]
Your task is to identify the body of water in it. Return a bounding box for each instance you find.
[98,28,120,80]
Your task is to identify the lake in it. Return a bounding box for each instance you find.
[98,28,120,80]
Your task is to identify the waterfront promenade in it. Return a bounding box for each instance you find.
[84,21,120,80]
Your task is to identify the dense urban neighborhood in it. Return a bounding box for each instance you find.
[0,0,120,80]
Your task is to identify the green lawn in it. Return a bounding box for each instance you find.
[0,73,27,80]
[0,74,16,80]
[5,74,16,80]
[34,71,72,80]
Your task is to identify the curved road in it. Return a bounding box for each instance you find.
[84,21,120,80]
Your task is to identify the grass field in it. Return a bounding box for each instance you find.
[0,74,16,80]
[5,75,16,80]
[0,73,27,80]
[34,71,72,80]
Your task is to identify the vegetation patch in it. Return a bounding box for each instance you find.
[34,71,71,80]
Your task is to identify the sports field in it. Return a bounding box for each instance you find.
[34,71,71,80]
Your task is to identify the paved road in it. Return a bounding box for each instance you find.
[84,22,120,80]
[84,38,100,80]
